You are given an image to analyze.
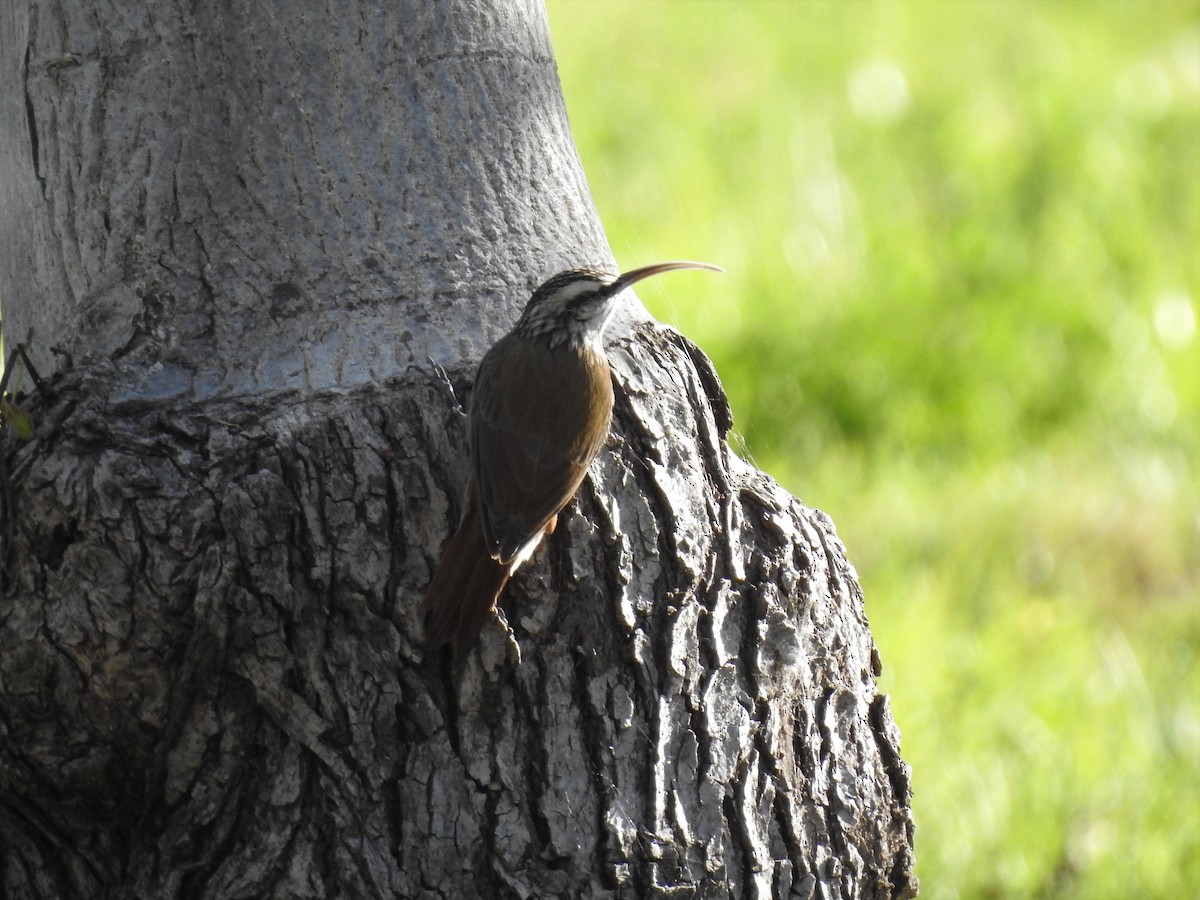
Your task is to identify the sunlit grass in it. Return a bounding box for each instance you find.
[855,452,1199,897]
[547,0,1199,896]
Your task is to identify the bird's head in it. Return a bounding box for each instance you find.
[513,261,722,350]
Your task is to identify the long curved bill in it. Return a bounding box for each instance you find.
[611,261,723,294]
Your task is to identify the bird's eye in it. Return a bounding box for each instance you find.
[571,290,604,310]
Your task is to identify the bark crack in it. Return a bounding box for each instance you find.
[24,46,45,196]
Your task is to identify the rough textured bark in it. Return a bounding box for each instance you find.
[0,1,917,898]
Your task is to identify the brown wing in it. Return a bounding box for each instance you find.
[470,335,614,566]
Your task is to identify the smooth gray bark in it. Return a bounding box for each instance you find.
[0,1,916,897]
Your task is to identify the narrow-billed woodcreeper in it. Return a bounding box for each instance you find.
[423,261,721,655]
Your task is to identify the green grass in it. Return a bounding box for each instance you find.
[546,1,1200,896]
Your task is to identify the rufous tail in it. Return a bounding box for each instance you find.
[422,497,510,656]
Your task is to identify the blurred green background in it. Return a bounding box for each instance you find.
[545,1,1199,897]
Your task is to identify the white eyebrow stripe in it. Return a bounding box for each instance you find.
[549,280,598,304]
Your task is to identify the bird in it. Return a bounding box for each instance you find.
[422,260,722,656]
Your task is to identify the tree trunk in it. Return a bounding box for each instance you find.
[0,1,917,897]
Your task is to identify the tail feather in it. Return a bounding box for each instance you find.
[423,500,510,656]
